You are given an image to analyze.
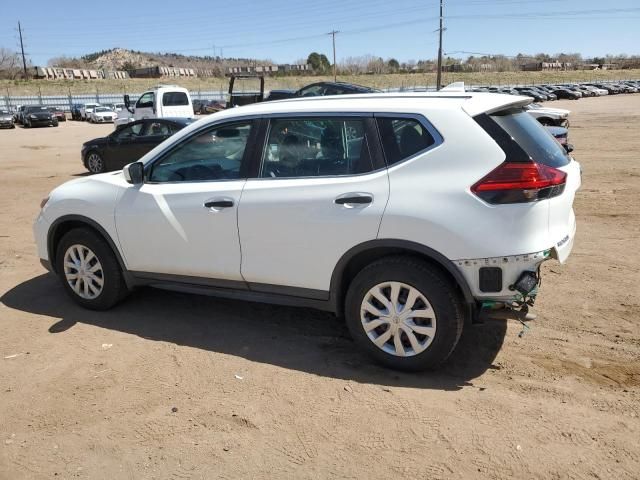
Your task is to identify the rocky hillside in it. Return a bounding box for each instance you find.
[49,48,272,71]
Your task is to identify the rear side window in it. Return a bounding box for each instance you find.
[483,109,569,168]
[162,92,189,106]
[260,117,373,178]
[376,118,436,166]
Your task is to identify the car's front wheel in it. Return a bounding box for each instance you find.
[55,228,128,310]
[345,256,465,371]
[85,151,105,174]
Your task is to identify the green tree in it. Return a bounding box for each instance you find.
[387,58,400,72]
[307,52,331,73]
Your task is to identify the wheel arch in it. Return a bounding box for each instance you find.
[330,239,475,318]
[47,215,132,287]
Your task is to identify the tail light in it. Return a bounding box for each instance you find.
[471,161,566,204]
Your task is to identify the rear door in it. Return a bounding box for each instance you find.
[237,115,388,296]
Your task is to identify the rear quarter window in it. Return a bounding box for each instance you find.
[376,117,437,166]
[162,92,189,107]
[482,108,569,168]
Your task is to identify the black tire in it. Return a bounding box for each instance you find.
[55,228,128,310]
[344,256,465,371]
[85,150,105,174]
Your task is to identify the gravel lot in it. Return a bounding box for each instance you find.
[1,95,639,479]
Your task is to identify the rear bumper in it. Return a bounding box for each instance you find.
[454,250,551,302]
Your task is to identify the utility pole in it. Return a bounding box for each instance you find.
[18,21,28,80]
[328,30,339,82]
[436,0,444,90]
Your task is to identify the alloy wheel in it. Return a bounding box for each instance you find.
[87,152,104,173]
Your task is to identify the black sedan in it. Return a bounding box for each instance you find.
[0,109,15,129]
[22,105,58,128]
[265,82,378,101]
[81,117,194,174]
[550,88,581,100]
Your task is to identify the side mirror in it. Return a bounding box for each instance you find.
[124,95,130,108]
[123,161,144,185]
[565,144,574,154]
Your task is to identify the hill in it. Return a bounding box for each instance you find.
[48,48,272,72]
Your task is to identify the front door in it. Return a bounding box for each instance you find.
[134,92,154,120]
[238,115,389,295]
[115,120,256,282]
[104,121,148,170]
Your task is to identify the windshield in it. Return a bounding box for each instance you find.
[95,107,110,112]
[26,106,48,112]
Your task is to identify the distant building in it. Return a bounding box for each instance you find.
[33,66,129,80]
[226,64,310,75]
[520,61,572,71]
[127,66,195,78]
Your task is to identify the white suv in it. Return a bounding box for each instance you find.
[34,92,580,370]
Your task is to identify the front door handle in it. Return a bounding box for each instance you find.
[204,199,234,208]
[334,193,373,205]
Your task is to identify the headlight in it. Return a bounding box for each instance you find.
[30,114,38,119]
[40,196,50,209]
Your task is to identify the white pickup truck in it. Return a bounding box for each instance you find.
[115,85,193,128]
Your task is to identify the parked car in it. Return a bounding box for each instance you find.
[35,92,580,371]
[193,99,225,114]
[513,87,546,102]
[81,117,194,173]
[545,126,573,154]
[580,85,607,96]
[89,106,117,123]
[14,105,26,124]
[117,85,193,128]
[548,88,581,100]
[80,103,101,121]
[524,103,570,127]
[22,105,58,128]
[47,106,67,122]
[266,82,378,101]
[0,109,15,128]
[534,86,557,100]
[70,104,84,120]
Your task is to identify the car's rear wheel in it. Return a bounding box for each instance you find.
[345,256,464,371]
[55,228,127,310]
[86,151,105,174]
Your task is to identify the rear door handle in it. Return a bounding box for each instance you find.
[204,199,234,208]
[334,193,373,205]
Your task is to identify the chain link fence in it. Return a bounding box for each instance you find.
[0,90,226,112]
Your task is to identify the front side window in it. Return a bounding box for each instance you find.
[144,121,171,136]
[162,92,189,106]
[260,117,373,178]
[113,122,144,141]
[149,122,252,182]
[297,84,326,97]
[376,117,436,166]
[136,93,154,109]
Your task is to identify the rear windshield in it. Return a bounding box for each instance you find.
[162,92,189,106]
[485,108,569,168]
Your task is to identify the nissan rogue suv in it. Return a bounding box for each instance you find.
[34,92,580,370]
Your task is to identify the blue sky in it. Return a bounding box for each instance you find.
[1,0,639,66]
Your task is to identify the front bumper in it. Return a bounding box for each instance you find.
[33,212,51,267]
[29,119,55,126]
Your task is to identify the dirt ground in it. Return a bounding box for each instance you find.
[1,95,639,479]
